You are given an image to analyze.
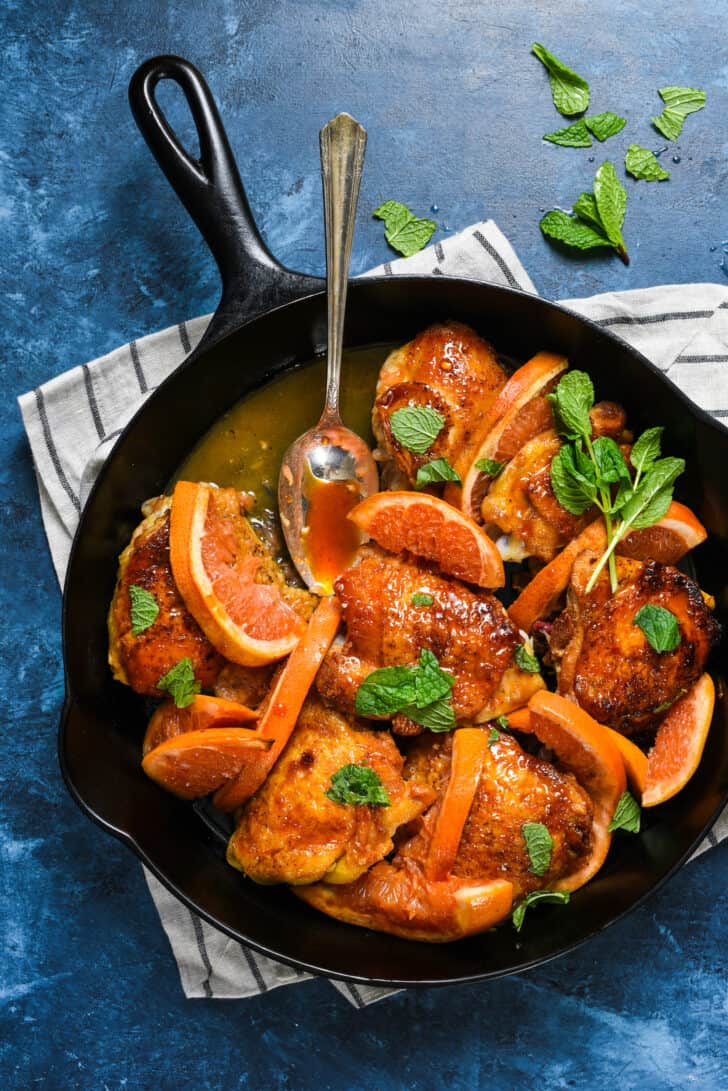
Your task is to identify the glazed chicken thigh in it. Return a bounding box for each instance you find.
[316,548,544,732]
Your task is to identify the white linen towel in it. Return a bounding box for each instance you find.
[18,220,728,1006]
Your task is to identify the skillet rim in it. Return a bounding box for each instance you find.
[59,272,728,987]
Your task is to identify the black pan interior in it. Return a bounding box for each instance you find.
[61,276,728,986]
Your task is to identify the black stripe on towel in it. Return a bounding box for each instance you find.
[82,364,105,440]
[343,982,365,1009]
[706,829,719,848]
[383,262,393,276]
[129,340,148,393]
[189,912,214,998]
[675,355,728,364]
[240,945,269,993]
[434,242,445,265]
[33,387,81,513]
[471,230,522,290]
[595,310,713,329]
[178,321,192,355]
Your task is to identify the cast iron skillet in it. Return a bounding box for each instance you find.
[60,54,728,987]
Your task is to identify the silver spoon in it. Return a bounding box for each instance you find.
[278,113,379,594]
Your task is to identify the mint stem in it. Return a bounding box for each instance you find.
[585,518,630,593]
[616,244,630,266]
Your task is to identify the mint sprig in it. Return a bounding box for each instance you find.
[326,764,391,807]
[634,604,681,653]
[474,457,505,478]
[514,643,541,674]
[532,43,590,116]
[512,889,571,931]
[652,86,706,141]
[354,649,457,733]
[390,406,445,454]
[608,790,641,833]
[129,584,159,636]
[410,592,434,607]
[415,457,461,489]
[156,658,201,709]
[522,821,554,876]
[541,162,629,265]
[625,145,670,182]
[373,200,436,257]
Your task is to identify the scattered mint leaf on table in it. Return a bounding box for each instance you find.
[514,643,541,674]
[540,210,612,254]
[532,43,590,116]
[326,764,391,806]
[410,592,434,607]
[651,86,706,141]
[634,604,681,653]
[474,457,505,478]
[585,112,626,141]
[415,457,461,489]
[593,162,629,264]
[625,144,670,181]
[572,191,606,232]
[608,790,641,833]
[522,821,554,875]
[512,889,570,931]
[373,200,436,257]
[390,406,445,454]
[129,584,159,636]
[156,658,201,709]
[544,119,592,147]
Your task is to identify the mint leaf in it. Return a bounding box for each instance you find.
[619,457,684,529]
[514,643,541,674]
[411,592,434,607]
[544,119,592,147]
[532,43,590,116]
[592,436,630,485]
[652,87,706,141]
[390,406,445,454]
[405,695,457,733]
[540,210,612,254]
[129,584,159,636]
[355,666,417,718]
[512,889,570,931]
[522,821,553,875]
[414,649,455,706]
[550,444,596,514]
[156,658,201,708]
[593,162,628,263]
[474,458,505,478]
[495,715,510,730]
[415,457,461,489]
[548,370,594,441]
[326,764,391,807]
[572,191,605,232]
[373,200,436,257]
[608,790,641,833]
[634,604,681,653]
[487,727,501,746]
[625,144,670,182]
[585,112,626,142]
[630,426,663,474]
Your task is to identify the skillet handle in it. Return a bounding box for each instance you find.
[128,55,323,343]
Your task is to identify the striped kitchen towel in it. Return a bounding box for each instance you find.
[18,220,728,1005]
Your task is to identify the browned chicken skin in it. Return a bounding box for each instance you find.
[108,496,223,695]
[227,699,434,886]
[372,322,508,487]
[316,548,544,732]
[552,552,720,734]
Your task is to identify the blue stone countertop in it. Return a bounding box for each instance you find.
[2,1,727,1087]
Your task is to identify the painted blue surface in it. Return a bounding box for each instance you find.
[1,1,727,1087]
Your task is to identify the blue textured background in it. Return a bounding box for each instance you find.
[2,1,727,1087]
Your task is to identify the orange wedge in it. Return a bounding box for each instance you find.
[642,674,715,807]
[603,727,648,796]
[518,691,626,892]
[212,597,342,812]
[425,728,488,881]
[169,481,306,667]
[457,353,567,519]
[348,491,505,589]
[143,695,258,756]
[508,501,707,633]
[141,727,270,800]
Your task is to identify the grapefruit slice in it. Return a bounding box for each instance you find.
[508,501,707,633]
[143,695,258,756]
[456,353,567,519]
[169,481,306,666]
[602,726,648,796]
[213,597,342,812]
[517,691,626,893]
[141,727,270,800]
[642,674,715,807]
[425,728,488,881]
[348,491,505,589]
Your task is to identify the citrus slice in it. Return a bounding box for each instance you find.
[602,726,648,796]
[296,864,513,942]
[517,691,626,893]
[169,481,306,666]
[212,597,342,812]
[508,502,707,633]
[143,695,258,756]
[642,674,715,807]
[348,491,505,589]
[425,728,488,881]
[456,353,567,519]
[141,727,271,800]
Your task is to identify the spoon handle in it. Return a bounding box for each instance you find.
[319,113,367,423]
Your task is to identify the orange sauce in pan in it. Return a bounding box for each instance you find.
[301,470,363,594]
